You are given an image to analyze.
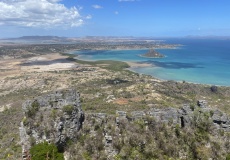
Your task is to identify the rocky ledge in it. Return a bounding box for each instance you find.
[19,89,84,158]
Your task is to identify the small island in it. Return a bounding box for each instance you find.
[140,49,165,58]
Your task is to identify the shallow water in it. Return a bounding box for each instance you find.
[72,38,230,86]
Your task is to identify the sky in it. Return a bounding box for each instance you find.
[0,0,230,38]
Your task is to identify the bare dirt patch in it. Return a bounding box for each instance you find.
[0,53,77,78]
[20,53,77,72]
[114,98,129,105]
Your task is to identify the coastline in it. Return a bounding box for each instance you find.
[64,51,229,87]
[63,52,164,82]
[72,54,155,70]
[65,45,182,54]
[75,56,227,86]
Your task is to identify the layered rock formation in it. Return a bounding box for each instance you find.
[19,89,84,158]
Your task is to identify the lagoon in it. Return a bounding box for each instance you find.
[72,38,230,86]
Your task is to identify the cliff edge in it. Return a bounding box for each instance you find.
[19,89,84,158]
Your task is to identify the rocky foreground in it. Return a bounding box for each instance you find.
[19,89,230,159]
[20,89,84,159]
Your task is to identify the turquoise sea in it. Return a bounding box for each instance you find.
[72,38,230,86]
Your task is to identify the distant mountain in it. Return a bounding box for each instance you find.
[0,36,78,44]
[5,36,68,41]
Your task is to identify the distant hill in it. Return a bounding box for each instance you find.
[5,36,68,41]
[0,36,77,44]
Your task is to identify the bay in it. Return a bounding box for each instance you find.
[72,38,230,86]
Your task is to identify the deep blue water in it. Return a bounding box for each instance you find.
[72,38,230,86]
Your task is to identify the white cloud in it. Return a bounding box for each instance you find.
[92,5,103,9]
[86,15,92,19]
[0,0,84,28]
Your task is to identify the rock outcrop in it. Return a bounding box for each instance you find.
[19,89,84,157]
[114,100,230,132]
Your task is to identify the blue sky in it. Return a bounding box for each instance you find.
[0,0,230,38]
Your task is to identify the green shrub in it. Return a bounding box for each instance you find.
[22,117,28,126]
[210,110,214,117]
[50,109,57,119]
[226,154,230,160]
[190,104,195,111]
[30,142,64,160]
[175,124,181,137]
[26,100,40,117]
[31,101,40,110]
[62,105,74,115]
[82,152,92,160]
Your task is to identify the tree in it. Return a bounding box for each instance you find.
[30,142,64,160]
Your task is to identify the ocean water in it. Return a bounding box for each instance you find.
[72,38,230,86]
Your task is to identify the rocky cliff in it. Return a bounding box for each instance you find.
[19,89,84,158]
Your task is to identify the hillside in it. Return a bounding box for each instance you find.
[0,43,229,159]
